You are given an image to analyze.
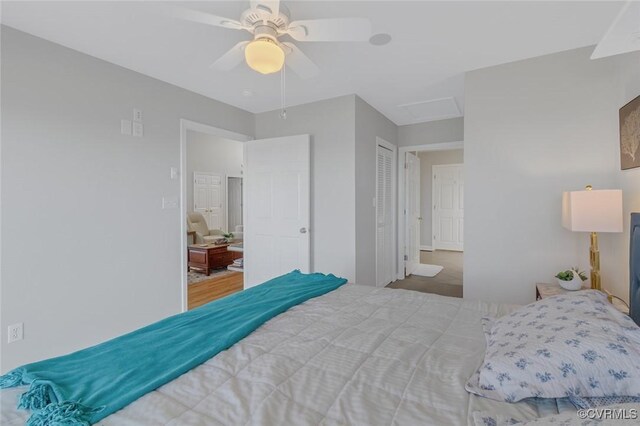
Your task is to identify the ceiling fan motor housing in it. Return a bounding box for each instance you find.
[253,24,279,42]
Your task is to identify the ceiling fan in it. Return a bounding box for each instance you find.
[170,0,372,79]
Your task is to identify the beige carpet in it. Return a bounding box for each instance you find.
[387,250,463,298]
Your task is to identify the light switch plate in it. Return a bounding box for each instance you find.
[133,108,143,122]
[133,122,144,137]
[170,167,178,180]
[162,196,178,209]
[121,119,132,135]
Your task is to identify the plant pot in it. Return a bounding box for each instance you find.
[557,271,583,291]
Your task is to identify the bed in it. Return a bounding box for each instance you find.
[1,213,639,425]
[2,286,573,425]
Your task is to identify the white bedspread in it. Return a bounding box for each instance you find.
[2,284,560,425]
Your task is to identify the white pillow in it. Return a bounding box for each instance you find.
[467,290,640,403]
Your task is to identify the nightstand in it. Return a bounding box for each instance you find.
[535,283,630,315]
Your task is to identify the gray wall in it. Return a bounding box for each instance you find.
[610,52,640,303]
[186,130,244,225]
[355,96,398,286]
[254,96,357,282]
[1,27,254,372]
[418,149,464,248]
[398,117,463,147]
[464,46,640,305]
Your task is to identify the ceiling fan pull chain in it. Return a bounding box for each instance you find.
[280,65,287,120]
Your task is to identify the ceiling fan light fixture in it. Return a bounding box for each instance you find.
[244,38,285,74]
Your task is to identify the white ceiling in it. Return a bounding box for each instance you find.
[1,1,625,125]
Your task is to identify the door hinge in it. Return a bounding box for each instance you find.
[403,255,408,261]
[404,162,408,169]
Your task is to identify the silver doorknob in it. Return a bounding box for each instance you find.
[300,227,307,234]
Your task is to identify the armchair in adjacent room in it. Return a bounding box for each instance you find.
[187,212,223,244]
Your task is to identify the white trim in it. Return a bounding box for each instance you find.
[179,119,251,313]
[397,141,463,280]
[420,245,433,251]
[375,137,397,287]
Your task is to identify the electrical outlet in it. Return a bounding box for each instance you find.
[8,323,23,343]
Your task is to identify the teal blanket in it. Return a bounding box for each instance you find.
[0,270,346,425]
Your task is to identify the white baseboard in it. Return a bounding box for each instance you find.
[420,245,433,251]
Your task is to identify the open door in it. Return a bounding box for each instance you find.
[244,135,311,288]
[405,152,421,275]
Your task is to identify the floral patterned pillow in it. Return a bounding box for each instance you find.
[467,290,640,403]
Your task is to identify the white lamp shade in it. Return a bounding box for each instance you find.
[562,189,623,233]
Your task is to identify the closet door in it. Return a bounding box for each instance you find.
[376,144,394,287]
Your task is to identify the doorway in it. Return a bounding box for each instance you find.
[394,141,464,297]
[180,122,312,310]
[180,120,251,311]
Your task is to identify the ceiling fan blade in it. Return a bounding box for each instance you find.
[210,41,250,71]
[168,6,245,30]
[281,42,319,79]
[286,18,371,42]
[250,0,280,18]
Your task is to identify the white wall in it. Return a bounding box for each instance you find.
[398,117,464,147]
[464,46,640,305]
[1,27,254,372]
[355,96,398,286]
[254,96,357,282]
[186,130,244,227]
[417,149,464,248]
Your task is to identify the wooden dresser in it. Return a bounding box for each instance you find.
[188,244,242,275]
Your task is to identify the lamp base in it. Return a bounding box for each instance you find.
[590,232,601,291]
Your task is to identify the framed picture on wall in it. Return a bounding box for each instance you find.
[620,94,640,170]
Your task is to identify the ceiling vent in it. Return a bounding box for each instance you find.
[398,97,461,123]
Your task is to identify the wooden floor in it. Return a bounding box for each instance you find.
[187,272,244,310]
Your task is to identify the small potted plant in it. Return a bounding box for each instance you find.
[223,232,234,243]
[555,267,587,291]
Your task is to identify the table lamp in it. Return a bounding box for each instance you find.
[562,185,623,290]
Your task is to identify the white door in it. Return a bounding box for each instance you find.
[433,164,464,251]
[405,152,421,275]
[376,144,394,287]
[244,135,310,289]
[193,172,223,230]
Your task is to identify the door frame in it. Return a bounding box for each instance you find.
[397,141,463,280]
[225,175,243,233]
[179,119,251,312]
[375,137,397,287]
[432,163,464,252]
